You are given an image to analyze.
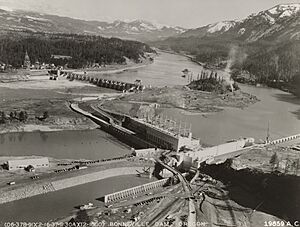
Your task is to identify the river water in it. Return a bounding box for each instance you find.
[0,175,154,222]
[0,129,130,160]
[0,51,299,222]
[162,84,300,145]
[102,51,300,144]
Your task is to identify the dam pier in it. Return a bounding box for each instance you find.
[53,70,145,92]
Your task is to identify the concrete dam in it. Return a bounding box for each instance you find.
[55,70,144,92]
[104,178,169,204]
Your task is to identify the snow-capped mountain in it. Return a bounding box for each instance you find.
[95,19,187,41]
[179,3,300,42]
[180,20,237,38]
[0,8,187,41]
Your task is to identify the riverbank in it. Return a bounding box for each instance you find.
[82,57,153,75]
[0,158,153,204]
[160,49,300,98]
[0,79,121,135]
[233,76,300,99]
[0,54,155,83]
[231,144,300,176]
[0,99,99,135]
[0,122,99,134]
[200,159,300,222]
[0,53,156,135]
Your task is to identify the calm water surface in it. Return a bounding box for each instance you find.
[162,84,300,145]
[0,175,154,222]
[0,129,130,160]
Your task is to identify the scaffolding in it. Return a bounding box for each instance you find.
[143,113,191,138]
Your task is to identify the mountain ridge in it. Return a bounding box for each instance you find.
[178,3,300,42]
[0,8,187,42]
[151,3,300,97]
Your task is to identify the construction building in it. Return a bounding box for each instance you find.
[6,157,49,171]
[168,138,255,170]
[122,116,200,151]
[133,148,162,158]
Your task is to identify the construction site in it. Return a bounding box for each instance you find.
[59,137,300,227]
[60,97,300,227]
[0,47,299,226]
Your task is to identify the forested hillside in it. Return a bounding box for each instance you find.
[234,41,300,83]
[155,37,300,94]
[152,4,300,96]
[0,32,154,68]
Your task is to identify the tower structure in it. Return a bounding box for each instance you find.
[24,51,31,69]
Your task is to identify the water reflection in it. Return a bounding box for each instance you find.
[0,129,130,160]
[39,131,49,142]
[18,132,25,142]
[160,85,300,145]
[0,175,154,222]
[272,93,300,120]
[0,134,4,144]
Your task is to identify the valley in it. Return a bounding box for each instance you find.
[152,4,300,97]
[0,2,299,226]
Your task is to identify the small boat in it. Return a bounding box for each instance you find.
[182,69,190,78]
[182,69,189,74]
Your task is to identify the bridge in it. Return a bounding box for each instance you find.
[59,70,143,92]
[268,133,300,145]
[70,102,155,149]
[70,103,110,127]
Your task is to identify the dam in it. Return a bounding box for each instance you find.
[57,70,144,92]
[104,178,169,204]
[71,103,200,151]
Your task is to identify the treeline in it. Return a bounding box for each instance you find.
[187,70,239,94]
[0,32,155,68]
[0,110,49,124]
[153,36,235,65]
[232,41,300,83]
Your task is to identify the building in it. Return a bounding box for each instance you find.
[24,51,31,69]
[123,117,200,151]
[169,138,255,170]
[6,157,49,171]
[133,148,161,159]
[51,55,72,60]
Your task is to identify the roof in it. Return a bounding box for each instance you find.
[7,157,49,166]
[135,148,157,153]
[51,55,72,59]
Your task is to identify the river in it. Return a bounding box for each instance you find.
[161,84,300,145]
[0,129,130,160]
[0,51,299,222]
[0,175,154,223]
[102,51,300,144]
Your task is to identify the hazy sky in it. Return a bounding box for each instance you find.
[0,0,298,28]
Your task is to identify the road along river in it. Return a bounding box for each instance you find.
[0,51,299,221]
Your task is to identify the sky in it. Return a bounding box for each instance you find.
[0,0,299,28]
